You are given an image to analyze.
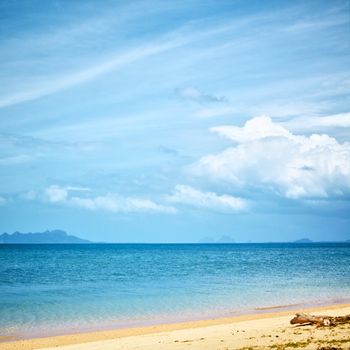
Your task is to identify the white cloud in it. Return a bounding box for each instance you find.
[191,116,350,199]
[44,185,176,214]
[211,115,291,143]
[45,185,69,203]
[0,196,6,205]
[283,112,350,132]
[168,185,247,212]
[211,113,350,142]
[71,195,176,214]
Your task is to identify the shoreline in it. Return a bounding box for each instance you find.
[2,298,350,340]
[1,301,349,350]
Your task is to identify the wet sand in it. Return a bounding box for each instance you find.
[1,303,349,350]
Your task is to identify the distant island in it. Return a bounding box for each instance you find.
[293,238,313,243]
[197,237,350,244]
[0,230,90,244]
[199,235,236,244]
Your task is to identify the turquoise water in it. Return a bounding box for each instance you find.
[0,243,349,338]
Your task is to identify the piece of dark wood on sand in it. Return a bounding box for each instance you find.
[290,313,350,327]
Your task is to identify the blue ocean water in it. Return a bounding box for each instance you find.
[0,243,349,338]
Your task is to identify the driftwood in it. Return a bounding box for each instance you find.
[290,313,350,327]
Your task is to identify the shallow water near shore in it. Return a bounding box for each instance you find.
[0,242,349,338]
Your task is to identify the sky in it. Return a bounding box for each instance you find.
[0,0,349,243]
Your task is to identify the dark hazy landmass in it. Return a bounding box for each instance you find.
[1,232,348,244]
[199,235,236,243]
[0,230,90,244]
[216,235,236,243]
[293,238,313,243]
[199,237,350,244]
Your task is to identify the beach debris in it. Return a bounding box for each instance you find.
[290,313,350,327]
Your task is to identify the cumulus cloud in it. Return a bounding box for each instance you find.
[177,87,228,103]
[191,116,350,199]
[45,185,69,203]
[211,115,291,143]
[44,185,176,214]
[168,185,247,212]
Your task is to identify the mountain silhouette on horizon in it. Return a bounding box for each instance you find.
[0,230,90,244]
[293,238,313,243]
[199,235,235,243]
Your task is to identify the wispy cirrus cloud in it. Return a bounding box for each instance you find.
[282,112,350,132]
[0,40,182,108]
[1,3,347,111]
[0,11,252,109]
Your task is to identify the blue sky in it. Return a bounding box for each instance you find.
[0,0,349,242]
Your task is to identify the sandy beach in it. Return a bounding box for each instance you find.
[1,303,349,350]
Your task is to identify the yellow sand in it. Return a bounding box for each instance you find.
[1,303,350,350]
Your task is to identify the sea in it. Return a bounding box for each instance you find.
[0,243,349,338]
